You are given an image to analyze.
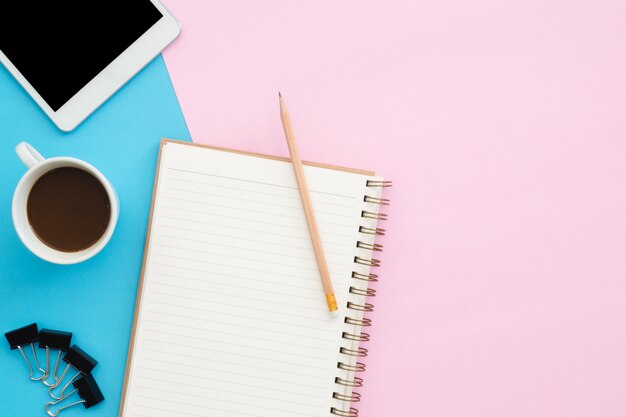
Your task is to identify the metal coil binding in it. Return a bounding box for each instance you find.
[358,226,385,235]
[333,391,362,402]
[332,179,390,417]
[344,316,372,326]
[354,256,381,267]
[339,346,368,357]
[356,241,383,251]
[331,407,359,417]
[366,180,393,187]
[337,362,366,372]
[347,302,374,312]
[342,331,370,342]
[335,376,364,387]
[363,195,390,205]
[361,210,388,220]
[349,287,376,297]
[351,271,378,282]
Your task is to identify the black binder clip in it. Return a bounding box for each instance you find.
[45,373,104,417]
[48,345,97,400]
[5,323,46,381]
[39,329,73,387]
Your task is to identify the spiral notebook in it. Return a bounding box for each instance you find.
[119,139,390,417]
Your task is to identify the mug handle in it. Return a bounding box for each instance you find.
[16,142,45,169]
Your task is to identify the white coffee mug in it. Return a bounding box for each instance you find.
[12,142,119,264]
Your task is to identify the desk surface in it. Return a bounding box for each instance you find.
[0,56,190,417]
[1,3,626,416]
[161,1,626,416]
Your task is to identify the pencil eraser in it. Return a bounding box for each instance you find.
[73,373,105,408]
[63,345,97,374]
[5,323,39,349]
[39,329,73,351]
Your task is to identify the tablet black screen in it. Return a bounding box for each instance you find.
[0,1,163,111]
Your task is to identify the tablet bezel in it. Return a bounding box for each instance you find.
[0,0,180,132]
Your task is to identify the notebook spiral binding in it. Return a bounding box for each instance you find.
[331,179,391,417]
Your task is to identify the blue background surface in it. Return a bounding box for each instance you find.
[0,56,190,416]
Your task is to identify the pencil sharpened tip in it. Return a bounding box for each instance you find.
[278,92,282,98]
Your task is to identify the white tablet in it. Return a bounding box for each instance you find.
[0,1,180,131]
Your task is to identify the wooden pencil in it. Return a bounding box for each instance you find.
[279,93,338,315]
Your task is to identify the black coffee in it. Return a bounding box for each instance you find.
[27,167,111,252]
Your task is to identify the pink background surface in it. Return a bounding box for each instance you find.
[160,1,626,416]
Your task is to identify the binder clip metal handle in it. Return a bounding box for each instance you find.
[46,392,84,417]
[48,345,97,400]
[39,329,73,387]
[46,373,104,417]
[5,323,46,381]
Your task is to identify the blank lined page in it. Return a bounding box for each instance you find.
[120,141,380,417]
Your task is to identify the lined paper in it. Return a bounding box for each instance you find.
[121,141,382,417]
